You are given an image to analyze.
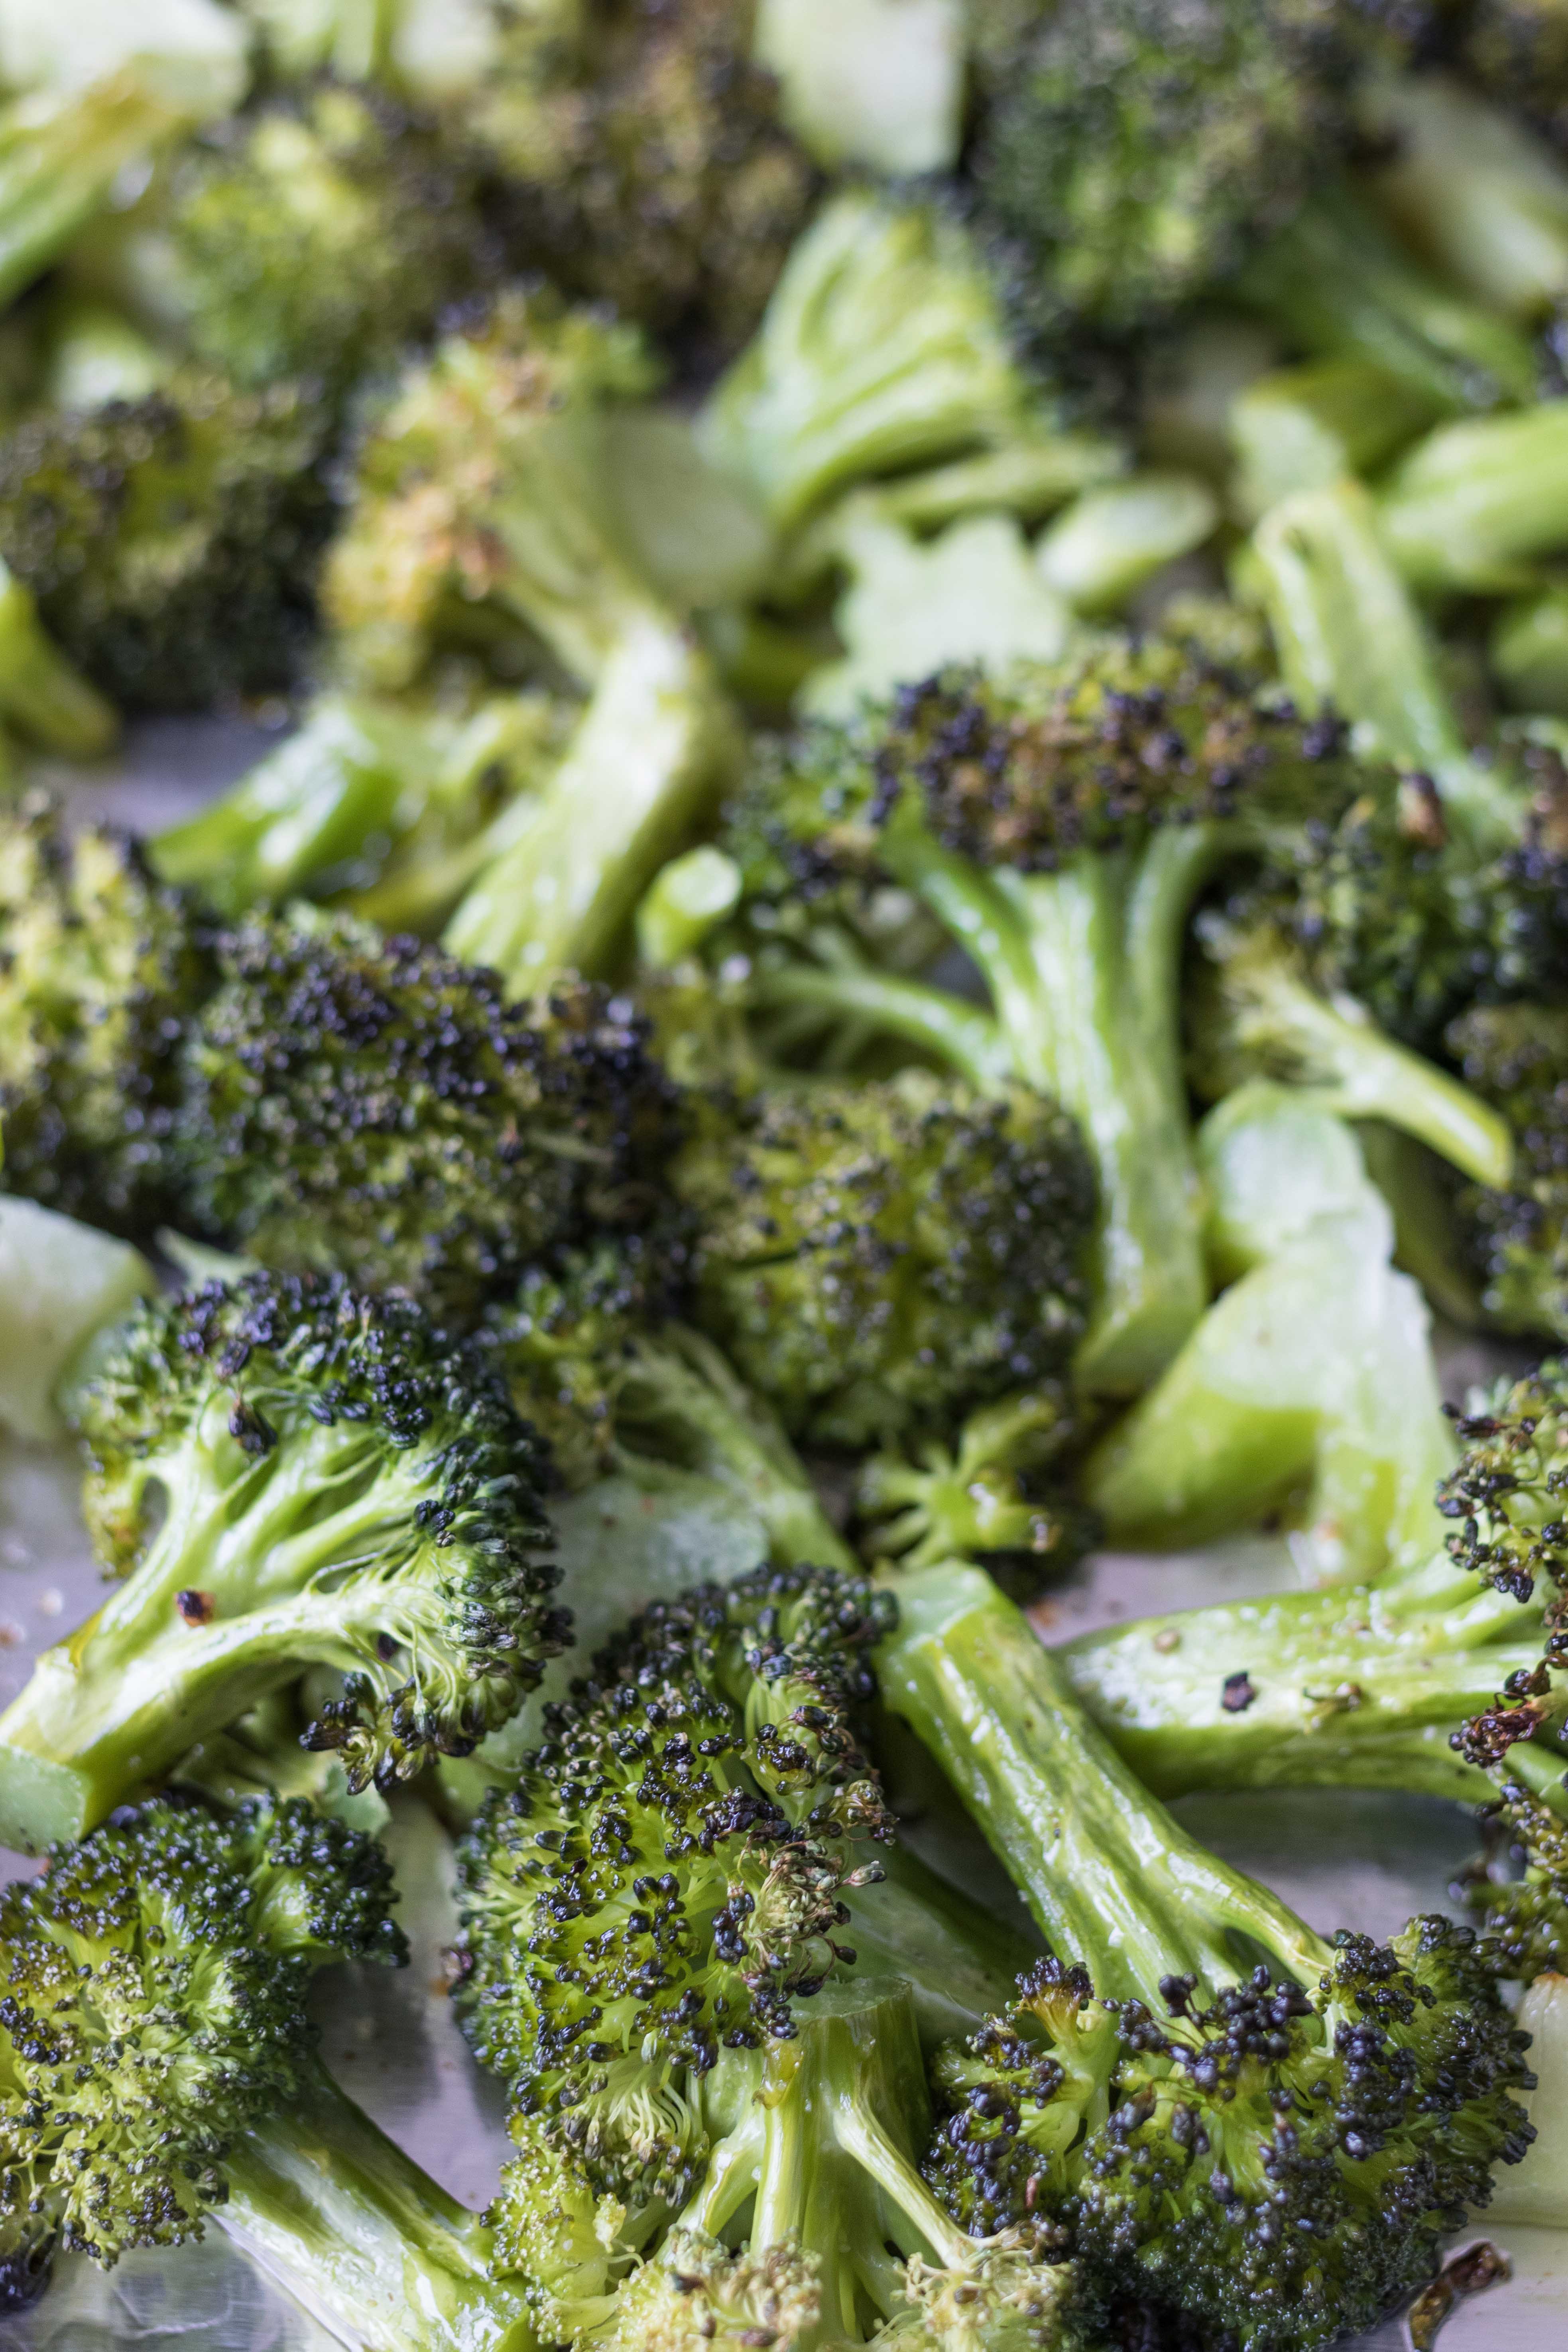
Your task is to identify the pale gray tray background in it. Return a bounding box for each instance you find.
[0,722,1563,2351]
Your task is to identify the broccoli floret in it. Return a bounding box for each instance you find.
[322,290,742,989]
[695,189,1090,536]
[0,1793,403,2302]
[0,797,213,1234]
[858,1388,1094,1596]
[437,0,817,354]
[151,684,580,926]
[883,1564,1535,2351]
[969,0,1370,340]
[0,365,331,711]
[170,914,681,1324]
[720,638,1361,1393]
[454,1563,1081,2346]
[1062,1354,1568,1824]
[1444,1004,1568,1340]
[69,84,494,396]
[671,1071,1093,1447]
[0,1269,566,1850]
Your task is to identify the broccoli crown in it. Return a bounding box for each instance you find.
[171,915,681,1325]
[724,645,1354,921]
[673,1071,1094,1448]
[453,1564,896,2224]
[0,1794,403,2297]
[0,368,330,712]
[63,1268,564,1793]
[972,0,1368,337]
[0,797,212,1233]
[1446,1006,1568,1340]
[1436,1356,1568,1615]
[134,85,494,393]
[928,1927,1532,2352]
[456,0,816,352]
[1463,1785,1568,1984]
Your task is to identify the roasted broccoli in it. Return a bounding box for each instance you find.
[858,1386,1092,1595]
[720,638,1361,1393]
[151,684,580,926]
[883,1563,1534,2351]
[67,83,493,396]
[454,1563,1080,2348]
[671,1071,1093,1447]
[0,1793,546,2351]
[1442,1003,1568,1341]
[969,0,1372,341]
[0,1269,565,1850]
[430,0,817,354]
[169,913,681,1325]
[0,797,213,1234]
[0,364,330,710]
[322,290,742,989]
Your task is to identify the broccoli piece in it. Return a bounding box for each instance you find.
[0,364,331,711]
[322,291,742,990]
[1083,1087,1456,1580]
[969,0,1369,340]
[0,1793,403,2303]
[1231,179,1540,415]
[696,188,1096,536]
[68,84,494,396]
[1443,1003,1568,1340]
[431,0,818,354]
[882,1563,1535,2350]
[169,913,681,1325]
[0,1793,550,2351]
[0,68,193,315]
[0,797,213,1234]
[454,1563,1082,2347]
[671,1071,1094,1446]
[0,1268,566,1850]
[151,684,579,926]
[720,638,1362,1393]
[1061,1355,1568,1822]
[858,1387,1097,1601]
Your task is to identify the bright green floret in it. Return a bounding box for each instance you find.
[0,1269,566,1851]
[69,83,494,396]
[0,365,330,710]
[0,796,213,1234]
[0,1793,403,2307]
[883,1564,1535,2351]
[170,914,681,1325]
[859,1388,1092,1596]
[672,1071,1093,1447]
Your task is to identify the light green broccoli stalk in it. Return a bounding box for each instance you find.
[0,1269,567,1851]
[323,289,742,989]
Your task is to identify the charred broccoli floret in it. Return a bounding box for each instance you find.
[0,1793,547,2350]
[0,1793,403,2305]
[437,0,816,354]
[0,798,213,1234]
[970,0,1372,340]
[322,290,741,989]
[170,914,681,1324]
[0,1269,565,1850]
[69,83,494,396]
[720,638,1360,1393]
[1444,1004,1568,1341]
[883,1565,1535,2351]
[454,1563,1077,2347]
[0,366,330,710]
[671,1072,1094,1447]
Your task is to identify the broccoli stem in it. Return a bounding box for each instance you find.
[1056,1563,1549,1812]
[444,622,740,987]
[752,958,1013,1091]
[1379,402,1568,596]
[220,2057,537,2352]
[0,1430,464,1847]
[684,1978,979,2344]
[0,560,116,756]
[877,1564,1331,2003]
